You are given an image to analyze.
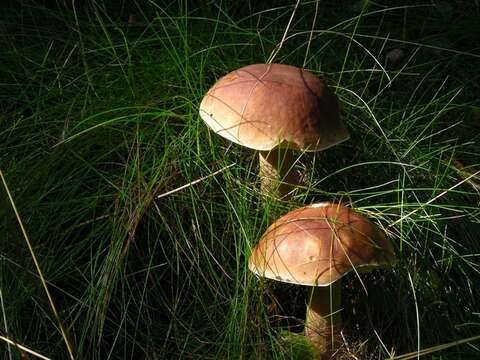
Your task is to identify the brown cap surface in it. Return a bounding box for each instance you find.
[199,63,349,151]
[249,202,395,286]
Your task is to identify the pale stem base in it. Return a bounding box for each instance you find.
[304,283,342,359]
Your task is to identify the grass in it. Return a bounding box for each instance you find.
[1,0,480,358]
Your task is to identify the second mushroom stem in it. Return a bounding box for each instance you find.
[304,282,342,358]
[259,148,299,198]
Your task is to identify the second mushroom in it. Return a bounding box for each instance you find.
[249,202,396,358]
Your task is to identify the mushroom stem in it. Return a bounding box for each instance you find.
[259,148,299,198]
[304,282,342,359]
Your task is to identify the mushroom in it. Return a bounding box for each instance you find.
[249,202,396,358]
[199,63,349,197]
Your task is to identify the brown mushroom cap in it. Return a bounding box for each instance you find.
[249,202,395,286]
[199,64,349,151]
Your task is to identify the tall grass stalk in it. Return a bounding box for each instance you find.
[0,170,75,359]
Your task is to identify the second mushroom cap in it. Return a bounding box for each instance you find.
[249,202,396,286]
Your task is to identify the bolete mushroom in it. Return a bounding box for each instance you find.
[199,63,349,197]
[249,202,395,358]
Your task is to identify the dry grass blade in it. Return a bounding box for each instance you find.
[452,160,480,191]
[156,163,236,199]
[0,288,12,360]
[389,170,480,227]
[388,334,480,359]
[267,0,300,63]
[0,170,75,360]
[0,336,52,360]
